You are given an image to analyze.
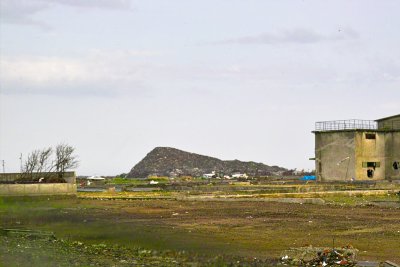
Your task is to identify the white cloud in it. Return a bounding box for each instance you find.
[213,28,359,45]
[1,57,86,83]
[0,0,131,27]
[88,49,160,60]
[0,0,50,27]
[0,51,158,96]
[44,0,131,9]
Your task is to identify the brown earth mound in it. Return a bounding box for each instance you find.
[127,147,287,178]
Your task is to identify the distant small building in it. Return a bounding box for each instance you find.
[231,173,248,179]
[86,175,106,180]
[203,171,217,179]
[83,175,106,186]
[313,114,400,181]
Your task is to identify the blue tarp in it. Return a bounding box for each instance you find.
[300,175,316,181]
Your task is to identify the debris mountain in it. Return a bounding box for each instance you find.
[127,147,287,178]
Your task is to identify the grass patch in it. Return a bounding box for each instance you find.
[1,188,400,264]
[323,193,399,205]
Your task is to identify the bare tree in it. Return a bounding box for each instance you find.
[21,144,78,181]
[55,143,79,178]
[21,147,54,181]
[36,147,53,176]
[21,149,40,180]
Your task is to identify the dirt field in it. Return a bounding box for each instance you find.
[1,195,399,266]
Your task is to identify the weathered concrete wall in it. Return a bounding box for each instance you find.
[0,172,77,196]
[354,131,386,180]
[0,183,77,196]
[314,131,356,181]
[0,172,76,183]
[384,131,400,180]
[315,130,400,181]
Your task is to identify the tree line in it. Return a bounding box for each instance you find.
[21,144,78,182]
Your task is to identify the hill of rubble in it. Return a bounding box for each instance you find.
[127,147,287,178]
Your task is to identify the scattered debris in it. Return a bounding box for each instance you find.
[280,245,358,266]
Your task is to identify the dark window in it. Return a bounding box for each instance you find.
[394,161,399,170]
[362,162,380,168]
[365,133,376,139]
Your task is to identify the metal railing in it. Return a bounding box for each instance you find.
[315,120,377,131]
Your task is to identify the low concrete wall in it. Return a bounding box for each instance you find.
[0,172,76,183]
[0,183,77,196]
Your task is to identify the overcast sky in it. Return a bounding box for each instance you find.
[0,0,399,175]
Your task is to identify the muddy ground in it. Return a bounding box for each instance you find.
[0,196,399,266]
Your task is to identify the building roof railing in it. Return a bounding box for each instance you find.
[315,120,377,131]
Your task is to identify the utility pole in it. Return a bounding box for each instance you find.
[1,160,4,173]
[19,153,23,172]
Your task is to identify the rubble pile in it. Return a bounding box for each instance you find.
[280,245,358,266]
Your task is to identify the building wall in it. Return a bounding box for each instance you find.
[377,115,400,130]
[354,132,386,180]
[315,130,400,181]
[384,131,400,180]
[315,131,356,181]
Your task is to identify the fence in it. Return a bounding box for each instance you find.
[315,120,377,131]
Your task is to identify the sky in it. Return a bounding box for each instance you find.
[0,0,399,175]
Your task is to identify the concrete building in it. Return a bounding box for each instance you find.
[313,114,400,181]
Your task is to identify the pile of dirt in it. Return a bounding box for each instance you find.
[127,147,287,178]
